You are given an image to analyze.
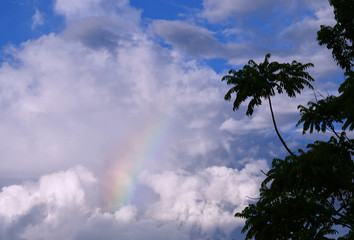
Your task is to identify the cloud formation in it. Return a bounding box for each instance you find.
[0,0,344,239]
[201,0,269,22]
[0,162,268,239]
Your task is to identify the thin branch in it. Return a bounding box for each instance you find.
[327,126,341,139]
[268,97,295,156]
[313,89,326,100]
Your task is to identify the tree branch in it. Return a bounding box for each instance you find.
[268,96,295,156]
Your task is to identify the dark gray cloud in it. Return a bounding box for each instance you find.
[62,17,140,52]
[152,20,225,58]
[151,20,266,64]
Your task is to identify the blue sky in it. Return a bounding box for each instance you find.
[0,0,343,239]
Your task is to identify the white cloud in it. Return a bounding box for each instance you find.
[220,117,268,134]
[54,0,104,18]
[0,19,227,179]
[0,166,95,220]
[140,160,268,236]
[0,162,267,239]
[0,167,98,240]
[54,0,141,22]
[201,0,269,22]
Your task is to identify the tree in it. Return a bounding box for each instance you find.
[310,0,354,132]
[224,0,354,239]
[235,136,354,240]
[222,54,314,156]
[317,0,354,71]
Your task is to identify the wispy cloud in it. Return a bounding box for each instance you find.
[31,8,44,30]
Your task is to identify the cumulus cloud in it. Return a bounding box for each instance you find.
[0,6,256,238]
[0,162,267,239]
[0,167,96,240]
[0,0,327,181]
[0,30,226,177]
[141,160,268,225]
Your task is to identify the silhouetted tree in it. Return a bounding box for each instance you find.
[317,0,354,71]
[222,54,314,156]
[235,135,353,239]
[224,0,353,239]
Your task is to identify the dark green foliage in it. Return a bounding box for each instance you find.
[297,71,354,134]
[337,71,354,130]
[297,96,342,134]
[235,137,354,240]
[222,53,314,116]
[317,0,354,71]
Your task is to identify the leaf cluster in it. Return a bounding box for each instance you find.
[222,53,314,116]
[317,0,354,71]
[297,71,354,134]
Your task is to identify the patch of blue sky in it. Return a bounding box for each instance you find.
[230,227,247,240]
[314,70,346,87]
[32,0,66,34]
[4,1,65,42]
[0,0,65,64]
[201,58,231,74]
[240,14,291,44]
[0,0,35,48]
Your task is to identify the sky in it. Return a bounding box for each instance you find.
[0,0,344,239]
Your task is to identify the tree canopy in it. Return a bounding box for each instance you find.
[222,0,354,239]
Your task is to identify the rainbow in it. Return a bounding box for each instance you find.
[103,112,172,210]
